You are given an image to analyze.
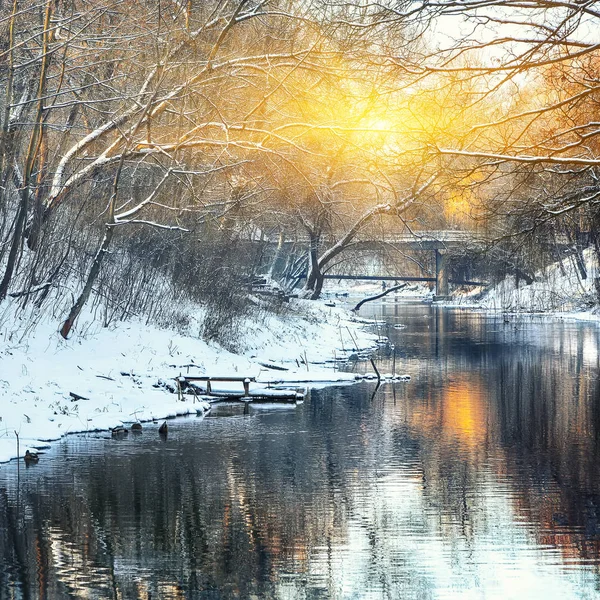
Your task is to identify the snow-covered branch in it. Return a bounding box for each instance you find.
[437,148,600,167]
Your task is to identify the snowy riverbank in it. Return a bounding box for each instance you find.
[450,247,600,320]
[0,298,379,464]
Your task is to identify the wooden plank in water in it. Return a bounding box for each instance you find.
[179,375,304,402]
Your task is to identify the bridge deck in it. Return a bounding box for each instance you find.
[322,274,487,286]
[256,230,486,248]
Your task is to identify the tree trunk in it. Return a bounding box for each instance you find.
[60,152,125,338]
[0,0,18,197]
[0,0,52,300]
[268,230,284,277]
[60,224,115,338]
[0,189,29,300]
[304,233,321,293]
[564,226,587,280]
[353,283,408,312]
[310,269,325,300]
[303,202,395,300]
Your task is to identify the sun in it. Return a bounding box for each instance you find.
[351,116,398,151]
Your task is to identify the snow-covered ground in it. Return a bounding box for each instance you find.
[0,298,378,464]
[458,248,600,316]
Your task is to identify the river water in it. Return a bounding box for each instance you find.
[1,303,600,599]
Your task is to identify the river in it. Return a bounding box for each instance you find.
[1,302,600,599]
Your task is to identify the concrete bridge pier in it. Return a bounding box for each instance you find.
[434,250,450,301]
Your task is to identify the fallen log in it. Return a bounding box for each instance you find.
[352,283,409,312]
[257,362,289,371]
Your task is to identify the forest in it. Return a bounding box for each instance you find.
[1,0,600,343]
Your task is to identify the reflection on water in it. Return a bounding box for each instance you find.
[2,304,600,598]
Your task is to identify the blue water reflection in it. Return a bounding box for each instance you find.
[1,303,600,598]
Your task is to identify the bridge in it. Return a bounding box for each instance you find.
[301,269,486,301]
[350,231,486,298]
[296,230,486,299]
[269,230,485,250]
[356,230,485,250]
[257,228,580,298]
[246,229,489,299]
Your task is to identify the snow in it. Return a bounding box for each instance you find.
[480,248,598,313]
[448,248,600,320]
[0,297,379,464]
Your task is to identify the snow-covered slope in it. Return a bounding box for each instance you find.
[0,298,378,463]
[471,248,599,313]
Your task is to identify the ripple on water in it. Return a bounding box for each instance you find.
[2,305,600,598]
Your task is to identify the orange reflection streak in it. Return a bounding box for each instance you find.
[411,375,488,452]
[442,379,488,449]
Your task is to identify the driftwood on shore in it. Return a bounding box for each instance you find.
[257,362,289,371]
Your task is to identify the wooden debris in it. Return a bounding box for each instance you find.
[257,362,289,371]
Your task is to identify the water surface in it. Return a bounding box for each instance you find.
[1,303,600,599]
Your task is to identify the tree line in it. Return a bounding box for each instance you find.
[1,0,599,342]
